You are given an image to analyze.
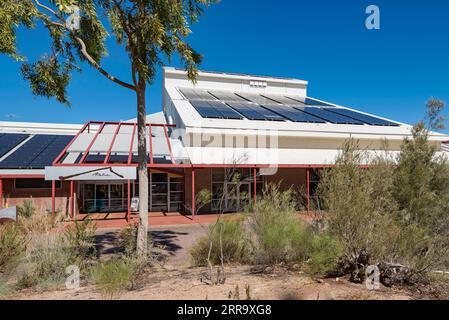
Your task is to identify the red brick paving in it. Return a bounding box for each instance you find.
[72,212,243,230]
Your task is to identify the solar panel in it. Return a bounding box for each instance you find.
[226,102,286,121]
[0,134,29,158]
[262,95,306,105]
[29,135,73,168]
[262,104,326,123]
[190,100,244,119]
[208,90,249,102]
[179,88,216,100]
[0,135,73,169]
[323,108,399,126]
[293,107,365,125]
[236,93,281,105]
[286,96,332,107]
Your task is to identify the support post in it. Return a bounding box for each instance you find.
[191,169,196,219]
[253,167,257,208]
[306,168,310,215]
[70,180,74,219]
[51,180,56,219]
[127,179,131,223]
[0,177,3,209]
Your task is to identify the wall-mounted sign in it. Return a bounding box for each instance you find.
[130,197,139,212]
[44,166,137,181]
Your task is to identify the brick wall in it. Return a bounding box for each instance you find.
[1,178,72,215]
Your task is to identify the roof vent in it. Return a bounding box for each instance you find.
[249,80,267,88]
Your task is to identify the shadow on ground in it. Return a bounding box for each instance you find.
[94,229,188,257]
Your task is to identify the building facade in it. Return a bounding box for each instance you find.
[1,68,448,219]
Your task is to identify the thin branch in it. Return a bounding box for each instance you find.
[35,0,136,91]
[74,36,136,91]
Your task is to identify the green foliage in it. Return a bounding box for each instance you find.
[17,220,96,289]
[91,256,144,300]
[307,233,342,277]
[21,56,72,105]
[16,200,36,219]
[0,223,27,273]
[248,183,311,265]
[0,0,216,104]
[190,219,249,266]
[64,219,97,259]
[318,140,397,267]
[319,99,449,280]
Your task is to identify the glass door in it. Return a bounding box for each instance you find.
[151,173,168,212]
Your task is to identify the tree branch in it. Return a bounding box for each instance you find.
[35,0,136,91]
[74,36,136,91]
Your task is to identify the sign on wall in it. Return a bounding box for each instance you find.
[45,166,137,181]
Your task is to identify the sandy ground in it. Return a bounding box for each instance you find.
[10,224,414,300]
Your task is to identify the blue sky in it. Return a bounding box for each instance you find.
[1,0,448,132]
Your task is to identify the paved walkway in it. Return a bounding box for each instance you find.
[74,211,243,229]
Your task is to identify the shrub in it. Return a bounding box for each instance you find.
[247,183,312,265]
[17,220,97,289]
[65,220,97,259]
[190,219,249,266]
[17,200,36,219]
[91,256,144,299]
[0,223,27,273]
[308,233,342,277]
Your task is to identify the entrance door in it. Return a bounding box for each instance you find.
[151,173,168,212]
[95,184,109,212]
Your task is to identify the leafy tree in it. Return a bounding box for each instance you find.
[0,0,215,256]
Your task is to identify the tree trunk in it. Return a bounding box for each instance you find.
[136,79,149,257]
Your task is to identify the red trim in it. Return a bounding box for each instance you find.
[128,123,137,164]
[51,180,56,219]
[191,169,195,218]
[104,123,122,164]
[306,168,310,214]
[163,125,175,164]
[0,178,3,209]
[253,167,257,207]
[70,180,74,219]
[0,174,45,179]
[149,124,154,165]
[127,179,131,223]
[80,122,106,163]
[53,122,89,165]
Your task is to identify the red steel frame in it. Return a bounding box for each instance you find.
[48,120,354,219]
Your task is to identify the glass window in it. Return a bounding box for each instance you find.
[15,179,61,189]
[152,173,167,183]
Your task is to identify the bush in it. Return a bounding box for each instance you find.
[191,219,249,266]
[91,256,144,299]
[17,220,97,289]
[0,224,27,273]
[17,200,35,219]
[307,233,342,277]
[247,183,312,265]
[65,220,97,259]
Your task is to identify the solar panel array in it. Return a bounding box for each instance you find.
[189,100,243,120]
[0,133,29,158]
[323,108,398,126]
[181,88,399,126]
[293,106,365,125]
[0,134,74,169]
[179,88,215,100]
[226,102,285,121]
[262,104,325,123]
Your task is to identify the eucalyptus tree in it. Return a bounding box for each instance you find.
[0,0,215,256]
